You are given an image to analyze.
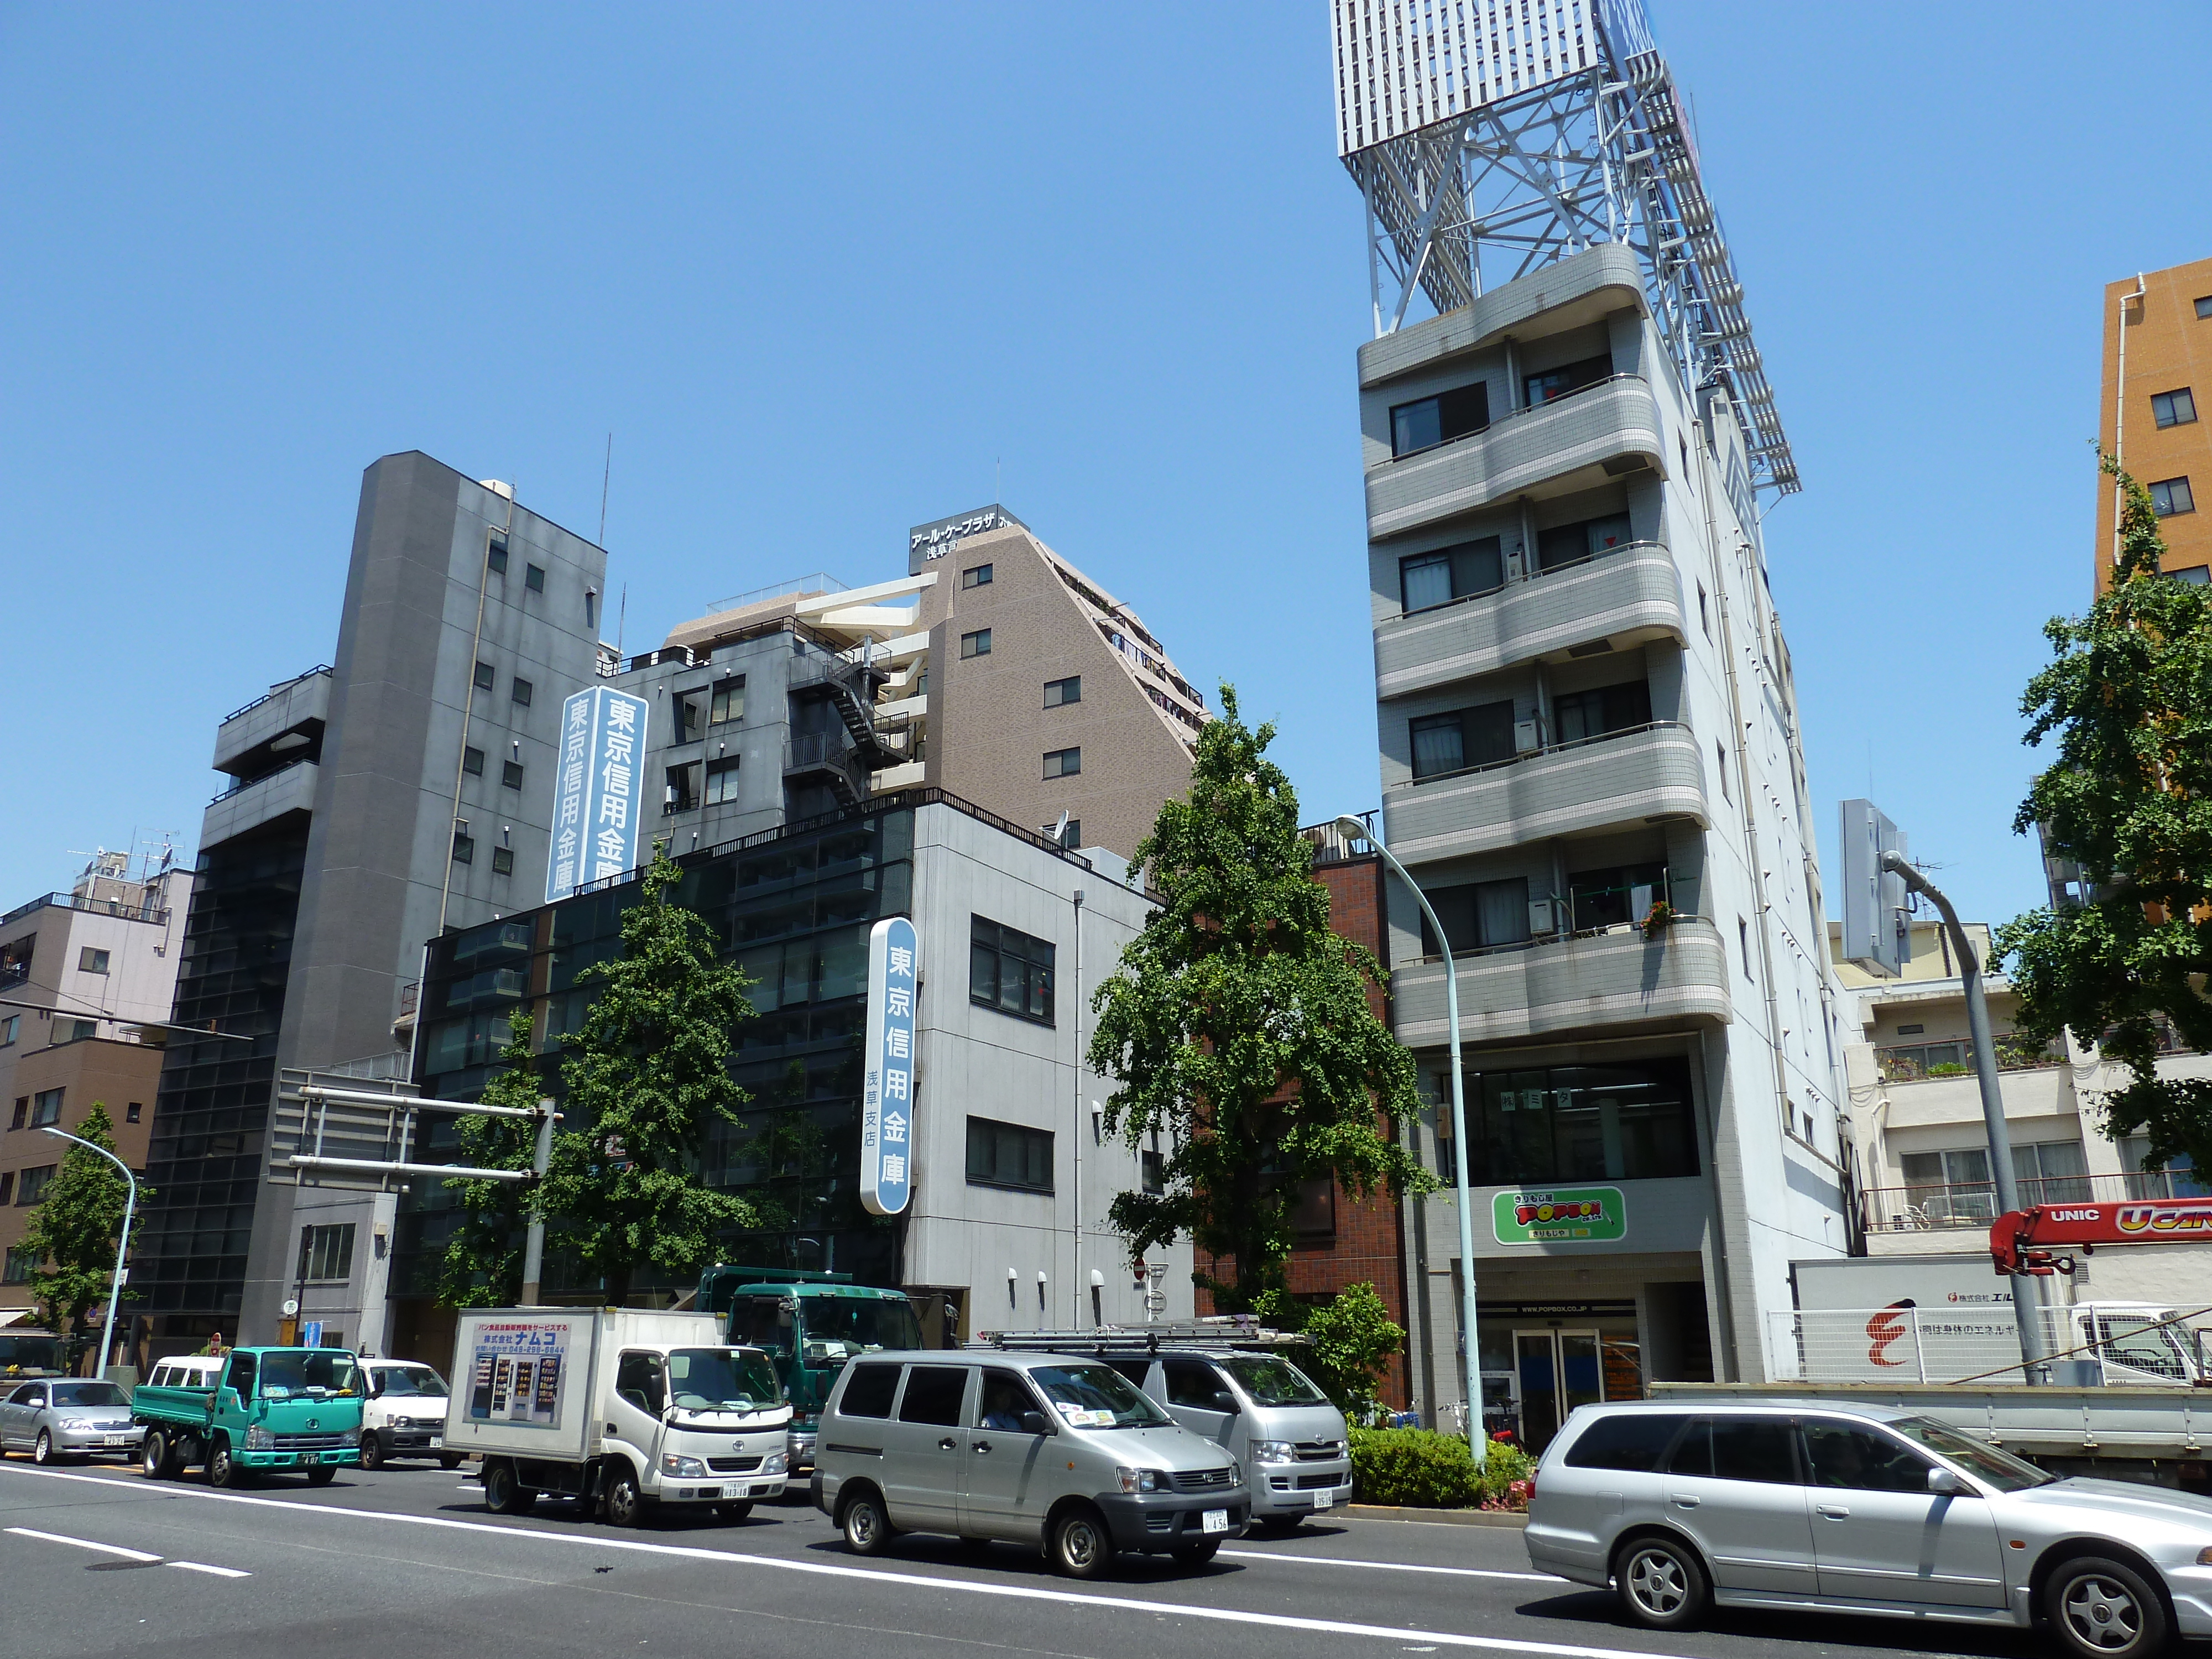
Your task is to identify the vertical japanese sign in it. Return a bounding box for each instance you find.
[545,686,652,903]
[859,915,918,1217]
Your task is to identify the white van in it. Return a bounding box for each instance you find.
[361,1360,460,1469]
[145,1357,225,1391]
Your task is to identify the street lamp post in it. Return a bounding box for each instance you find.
[39,1126,137,1381]
[1336,816,1484,1468]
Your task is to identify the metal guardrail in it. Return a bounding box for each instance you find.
[0,891,171,928]
[210,755,311,806]
[1861,1171,2209,1233]
[219,665,331,727]
[703,573,851,616]
[1875,1035,2064,1083]
[1396,718,1688,792]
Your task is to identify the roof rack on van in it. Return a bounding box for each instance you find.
[968,1323,1308,1354]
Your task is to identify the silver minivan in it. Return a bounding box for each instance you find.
[812,1350,1250,1577]
[1101,1348,1350,1529]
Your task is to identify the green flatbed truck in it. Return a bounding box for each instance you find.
[134,1345,364,1487]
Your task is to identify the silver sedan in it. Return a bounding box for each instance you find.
[1526,1399,2212,1659]
[0,1378,142,1462]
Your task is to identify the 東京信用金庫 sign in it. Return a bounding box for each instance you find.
[1493,1186,1627,1245]
[545,686,651,903]
[859,916,919,1217]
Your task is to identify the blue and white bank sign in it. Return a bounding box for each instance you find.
[545,686,652,904]
[859,915,918,1217]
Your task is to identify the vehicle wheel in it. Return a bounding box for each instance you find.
[1614,1534,1708,1631]
[604,1465,648,1528]
[1050,1504,1115,1580]
[714,1501,753,1522]
[33,1430,55,1465]
[305,1464,338,1486]
[482,1459,536,1515]
[140,1431,169,1480]
[440,1452,465,1470]
[839,1488,895,1556]
[358,1432,384,1472]
[1172,1538,1221,1567]
[2047,1556,2170,1659]
[207,1439,251,1489]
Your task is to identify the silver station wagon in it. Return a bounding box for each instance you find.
[812,1350,1249,1578]
[1526,1399,2212,1658]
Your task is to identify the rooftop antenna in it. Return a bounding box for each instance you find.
[615,583,628,658]
[598,432,613,546]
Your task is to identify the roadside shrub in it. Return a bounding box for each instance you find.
[1349,1427,1537,1510]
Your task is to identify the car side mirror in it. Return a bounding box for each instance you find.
[1020,1411,1050,1436]
[1211,1391,1238,1414]
[1928,1466,1969,1496]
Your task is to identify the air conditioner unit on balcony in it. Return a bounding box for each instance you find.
[1528,898,1561,937]
[1514,719,1540,754]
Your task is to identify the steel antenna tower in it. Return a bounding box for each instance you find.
[1331,0,1798,497]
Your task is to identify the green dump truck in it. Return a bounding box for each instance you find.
[134,1345,364,1487]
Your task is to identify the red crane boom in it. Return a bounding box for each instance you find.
[1989,1194,2212,1275]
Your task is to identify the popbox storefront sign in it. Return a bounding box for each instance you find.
[859,915,919,1217]
[1493,1186,1628,1245]
[545,686,651,902]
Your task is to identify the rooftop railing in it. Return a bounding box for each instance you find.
[211,755,312,805]
[1860,1170,2208,1233]
[1874,1035,2065,1084]
[220,665,331,727]
[0,891,173,929]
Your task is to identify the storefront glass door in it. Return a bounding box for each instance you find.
[1512,1328,1604,1452]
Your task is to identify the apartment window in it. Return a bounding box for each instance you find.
[2168,566,2211,587]
[452,825,475,865]
[1567,861,1670,930]
[2152,388,2198,429]
[971,915,1055,1025]
[705,756,741,804]
[18,1165,55,1206]
[2,1246,29,1281]
[511,676,534,707]
[1739,917,1755,980]
[1418,877,1531,956]
[1409,700,1515,781]
[487,531,509,574]
[473,660,495,692]
[665,763,700,813]
[0,1015,16,1047]
[960,628,992,659]
[1043,747,1080,779]
[963,563,993,588]
[1524,352,1614,406]
[502,759,525,790]
[2013,1139,2092,1202]
[62,1020,95,1042]
[302,1222,356,1283]
[126,1102,142,1124]
[1715,742,1730,802]
[674,692,703,744]
[2150,477,2195,517]
[1400,536,1504,612]
[8,1097,23,1129]
[1552,679,1652,743]
[1389,381,1489,457]
[491,847,514,877]
[78,947,110,974]
[462,745,486,777]
[1697,582,1710,639]
[967,1115,1053,1193]
[0,1173,11,1206]
[1141,1141,1166,1194]
[2198,296,2212,320]
[1044,676,1081,708]
[1440,1057,1699,1184]
[525,562,546,593]
[1536,513,1634,572]
[1053,819,1081,851]
[585,589,597,630]
[31,1089,63,1128]
[710,676,746,725]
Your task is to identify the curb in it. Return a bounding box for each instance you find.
[1339,1503,1529,1528]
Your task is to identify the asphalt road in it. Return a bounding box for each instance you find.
[0,1454,2058,1659]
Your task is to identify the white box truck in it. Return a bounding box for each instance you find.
[445,1308,790,1525]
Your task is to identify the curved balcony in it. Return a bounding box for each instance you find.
[1380,722,1707,864]
[1365,374,1665,542]
[1392,916,1733,1049]
[1375,542,1684,700]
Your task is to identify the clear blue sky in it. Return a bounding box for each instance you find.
[5,3,2207,933]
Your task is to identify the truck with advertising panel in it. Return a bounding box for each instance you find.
[134,1345,364,1486]
[697,1268,925,1472]
[444,1307,790,1526]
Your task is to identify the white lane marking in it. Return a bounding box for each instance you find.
[1220,1549,1552,1583]
[169,1561,252,1578]
[7,1525,161,1562]
[0,1465,1664,1659]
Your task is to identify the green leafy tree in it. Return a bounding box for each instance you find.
[438,1009,549,1308]
[19,1104,145,1366]
[1997,458,2212,1178]
[1088,686,1433,1311]
[539,848,761,1305]
[1256,1282,1405,1420]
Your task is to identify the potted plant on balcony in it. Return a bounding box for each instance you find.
[1639,899,1676,940]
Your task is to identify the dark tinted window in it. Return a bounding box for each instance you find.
[1390,382,1490,456]
[976,1370,1040,1431]
[1673,1417,1799,1484]
[837,1363,899,1419]
[970,916,1055,1024]
[1449,1058,1699,1186]
[1803,1421,1931,1493]
[1566,1412,1688,1472]
[1163,1359,1229,1410]
[1400,537,1505,612]
[898,1364,969,1426]
[1104,1359,1152,1387]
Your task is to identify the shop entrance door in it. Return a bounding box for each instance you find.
[1512,1329,1604,1452]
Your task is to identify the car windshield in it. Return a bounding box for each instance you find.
[375,1367,448,1397]
[51,1382,129,1408]
[258,1350,359,1399]
[1887,1415,2054,1491]
[667,1348,782,1412]
[799,1298,922,1366]
[1029,1363,1173,1429]
[1222,1354,1327,1407]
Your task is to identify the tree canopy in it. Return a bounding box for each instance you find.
[1997,458,2212,1178]
[438,1008,547,1308]
[1087,685,1432,1311]
[19,1103,143,1363]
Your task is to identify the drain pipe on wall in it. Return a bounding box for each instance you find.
[2113,274,2146,571]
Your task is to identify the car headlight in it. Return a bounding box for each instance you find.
[1114,1466,1164,1494]
[1249,1439,1296,1465]
[1229,1457,1244,1487]
[244,1423,274,1450]
[661,1453,708,1479]
[761,1452,788,1476]
[342,1426,362,1447]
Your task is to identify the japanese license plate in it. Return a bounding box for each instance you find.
[1201,1509,1229,1534]
[102,1435,132,1448]
[429,1437,443,1449]
[1312,1488,1334,1510]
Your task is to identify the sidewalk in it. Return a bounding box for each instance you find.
[1339,1504,1528,1528]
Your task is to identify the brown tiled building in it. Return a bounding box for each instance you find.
[2100,256,2212,591]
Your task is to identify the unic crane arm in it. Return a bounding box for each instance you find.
[1990,1196,2212,1275]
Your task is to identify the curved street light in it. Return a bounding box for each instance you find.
[38,1125,138,1380]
